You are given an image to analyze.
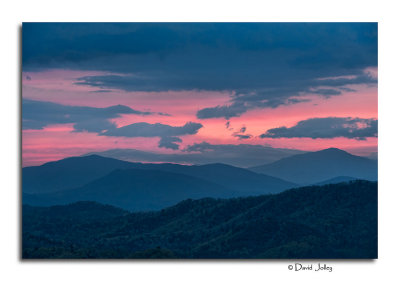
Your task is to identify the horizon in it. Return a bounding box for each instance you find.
[22,23,377,167]
[22,146,377,168]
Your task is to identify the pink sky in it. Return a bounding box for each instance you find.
[22,69,378,167]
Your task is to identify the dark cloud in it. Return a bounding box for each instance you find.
[85,143,305,168]
[338,87,357,92]
[231,125,252,140]
[100,121,202,150]
[72,118,117,133]
[22,99,151,132]
[23,23,189,67]
[287,98,312,104]
[159,136,182,150]
[197,102,249,119]
[197,73,376,119]
[90,89,113,93]
[260,117,378,140]
[308,88,342,97]
[23,23,377,118]
[23,99,202,150]
[24,23,377,71]
[75,71,375,121]
[100,121,202,138]
[232,133,252,140]
[158,112,172,117]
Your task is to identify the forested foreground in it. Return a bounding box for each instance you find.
[22,180,377,259]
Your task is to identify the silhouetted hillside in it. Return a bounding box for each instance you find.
[250,148,377,185]
[22,180,377,259]
[23,169,238,211]
[23,155,137,193]
[118,162,296,194]
[23,155,296,195]
[23,201,129,225]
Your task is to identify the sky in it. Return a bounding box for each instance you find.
[22,23,378,167]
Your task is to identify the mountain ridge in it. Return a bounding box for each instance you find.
[23,180,377,259]
[23,154,296,196]
[250,148,377,185]
[23,167,294,211]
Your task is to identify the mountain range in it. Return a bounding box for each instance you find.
[23,147,377,211]
[23,180,377,259]
[249,148,377,185]
[24,169,234,211]
[82,145,304,168]
[23,155,137,194]
[23,155,296,211]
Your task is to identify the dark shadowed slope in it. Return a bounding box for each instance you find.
[118,162,297,194]
[249,148,377,185]
[23,155,296,195]
[22,201,129,225]
[23,180,377,259]
[23,155,137,193]
[23,169,240,211]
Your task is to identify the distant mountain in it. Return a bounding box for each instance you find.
[249,148,377,185]
[23,155,296,196]
[23,168,269,211]
[115,162,296,195]
[23,155,137,193]
[23,180,377,259]
[367,152,378,160]
[83,145,304,168]
[314,176,358,186]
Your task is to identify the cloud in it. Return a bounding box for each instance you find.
[24,23,377,72]
[232,133,252,140]
[158,112,172,117]
[22,99,202,150]
[72,118,117,133]
[159,136,182,150]
[85,143,305,168]
[100,121,202,150]
[338,87,357,92]
[197,102,249,119]
[23,23,377,118]
[307,88,342,97]
[22,99,152,132]
[231,125,252,140]
[196,73,376,119]
[260,117,378,140]
[90,89,113,93]
[100,121,202,138]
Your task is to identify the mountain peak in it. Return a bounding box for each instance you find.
[82,154,108,159]
[249,147,377,185]
[317,147,349,154]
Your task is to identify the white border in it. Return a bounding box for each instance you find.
[1,1,400,280]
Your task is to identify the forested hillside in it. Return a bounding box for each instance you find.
[22,180,377,259]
